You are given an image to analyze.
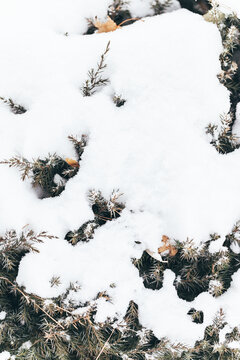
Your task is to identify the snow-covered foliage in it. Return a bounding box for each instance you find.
[1,0,240,358]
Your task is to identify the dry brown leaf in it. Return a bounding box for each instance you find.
[94,16,119,33]
[158,235,177,257]
[65,158,79,168]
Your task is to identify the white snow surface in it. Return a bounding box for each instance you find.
[218,0,240,16]
[0,352,10,360]
[0,0,240,346]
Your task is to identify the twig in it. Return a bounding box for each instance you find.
[95,327,115,360]
[118,17,141,26]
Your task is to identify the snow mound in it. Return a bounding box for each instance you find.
[0,4,234,344]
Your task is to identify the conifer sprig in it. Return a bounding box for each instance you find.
[81,41,110,97]
[0,97,27,114]
[0,156,32,181]
[67,134,88,160]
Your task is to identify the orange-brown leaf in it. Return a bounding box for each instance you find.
[158,235,178,257]
[94,16,119,33]
[162,235,169,244]
[65,158,79,168]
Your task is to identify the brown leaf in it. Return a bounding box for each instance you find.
[162,235,169,244]
[158,235,177,257]
[65,158,79,168]
[94,16,119,33]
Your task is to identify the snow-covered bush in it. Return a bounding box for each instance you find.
[1,0,240,359]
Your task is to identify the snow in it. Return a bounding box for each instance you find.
[0,0,240,347]
[0,353,10,360]
[0,8,230,241]
[208,237,227,253]
[218,0,240,16]
[0,312,6,321]
[230,241,240,254]
[139,269,240,346]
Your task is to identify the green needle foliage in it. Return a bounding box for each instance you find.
[1,227,240,359]
[0,229,187,359]
[134,226,240,301]
[133,250,165,290]
[0,135,87,198]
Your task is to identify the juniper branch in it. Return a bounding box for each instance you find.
[0,97,27,114]
[81,41,110,96]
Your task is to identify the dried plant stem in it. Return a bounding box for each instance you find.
[95,327,115,360]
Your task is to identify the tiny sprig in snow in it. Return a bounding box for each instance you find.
[50,276,61,288]
[0,96,27,115]
[107,189,124,218]
[113,94,126,107]
[67,134,88,161]
[81,41,110,97]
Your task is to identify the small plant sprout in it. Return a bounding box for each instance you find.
[81,41,110,97]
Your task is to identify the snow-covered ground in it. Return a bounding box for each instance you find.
[1,0,240,349]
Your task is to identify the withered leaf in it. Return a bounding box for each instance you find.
[94,16,119,33]
[158,235,177,257]
[65,158,79,168]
